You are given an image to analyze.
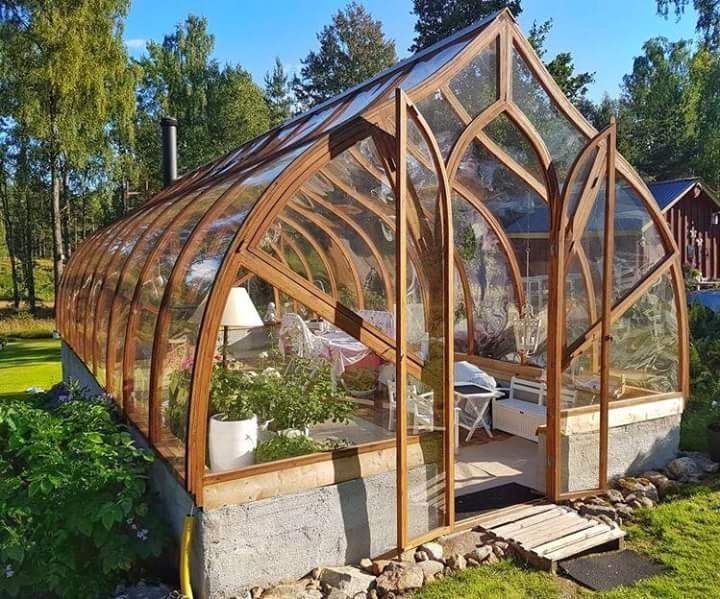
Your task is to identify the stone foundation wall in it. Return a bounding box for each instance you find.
[537,413,681,493]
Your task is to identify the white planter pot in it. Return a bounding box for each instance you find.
[208,414,258,472]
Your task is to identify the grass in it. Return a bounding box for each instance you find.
[415,481,720,598]
[0,306,56,338]
[0,337,61,403]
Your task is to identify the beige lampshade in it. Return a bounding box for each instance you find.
[221,287,263,328]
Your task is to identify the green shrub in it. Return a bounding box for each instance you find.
[0,392,166,597]
[255,434,348,463]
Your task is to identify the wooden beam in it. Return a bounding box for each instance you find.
[395,88,409,551]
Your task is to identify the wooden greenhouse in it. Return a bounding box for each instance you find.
[57,10,689,593]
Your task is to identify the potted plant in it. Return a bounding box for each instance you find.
[208,366,261,472]
[266,358,354,437]
[341,366,377,399]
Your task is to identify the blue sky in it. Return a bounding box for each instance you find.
[124,0,698,102]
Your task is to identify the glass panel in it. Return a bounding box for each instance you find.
[413,90,465,159]
[614,175,667,302]
[94,201,174,388]
[611,273,679,393]
[155,147,306,474]
[405,116,448,538]
[456,140,549,365]
[331,74,400,129]
[453,193,517,360]
[81,220,135,363]
[580,181,607,318]
[484,113,545,184]
[113,192,203,419]
[565,252,592,348]
[564,145,599,219]
[200,271,398,554]
[400,37,472,92]
[261,136,397,322]
[448,39,498,117]
[511,46,587,188]
[127,180,238,441]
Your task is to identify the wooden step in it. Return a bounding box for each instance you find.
[474,500,625,573]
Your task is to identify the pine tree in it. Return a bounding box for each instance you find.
[657,0,720,49]
[410,0,522,52]
[293,2,397,109]
[264,58,294,127]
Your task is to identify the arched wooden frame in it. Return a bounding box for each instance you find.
[76,220,134,361]
[278,216,338,298]
[135,157,293,442]
[284,205,366,310]
[66,226,114,351]
[89,199,177,378]
[104,196,194,395]
[295,191,393,307]
[184,119,425,500]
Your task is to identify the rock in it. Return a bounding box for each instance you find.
[310,568,322,580]
[359,558,373,573]
[641,471,678,499]
[615,503,634,519]
[437,530,484,558]
[262,581,320,599]
[420,542,444,562]
[414,550,429,562]
[399,549,416,563]
[629,498,643,509]
[446,554,467,571]
[667,457,703,482]
[368,591,379,599]
[639,496,655,508]
[598,515,616,527]
[251,587,264,599]
[586,496,610,506]
[682,451,720,474]
[325,590,350,599]
[371,560,392,576]
[579,503,618,521]
[376,564,424,595]
[618,478,660,502]
[493,541,509,551]
[466,545,492,563]
[492,544,505,558]
[319,566,375,597]
[417,559,444,582]
[466,558,481,567]
[485,552,500,564]
[605,489,625,504]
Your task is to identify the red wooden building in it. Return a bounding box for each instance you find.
[649,178,720,281]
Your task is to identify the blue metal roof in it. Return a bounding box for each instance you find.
[647,178,699,211]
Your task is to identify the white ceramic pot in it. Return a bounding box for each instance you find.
[208,414,258,472]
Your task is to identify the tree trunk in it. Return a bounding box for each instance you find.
[51,155,65,306]
[22,186,36,314]
[0,175,21,309]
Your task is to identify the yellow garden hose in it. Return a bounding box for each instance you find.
[180,511,195,598]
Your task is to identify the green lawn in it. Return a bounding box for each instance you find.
[416,481,720,598]
[0,337,61,402]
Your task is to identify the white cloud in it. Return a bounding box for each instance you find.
[124,38,147,50]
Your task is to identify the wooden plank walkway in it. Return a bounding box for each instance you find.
[474,501,625,572]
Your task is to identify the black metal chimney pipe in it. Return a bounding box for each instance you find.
[161,116,178,187]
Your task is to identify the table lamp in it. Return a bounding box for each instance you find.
[220,287,264,364]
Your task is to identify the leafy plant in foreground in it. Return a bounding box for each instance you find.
[0,393,166,597]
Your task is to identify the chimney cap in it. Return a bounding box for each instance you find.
[161,116,178,127]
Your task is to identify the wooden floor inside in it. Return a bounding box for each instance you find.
[473,501,626,572]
